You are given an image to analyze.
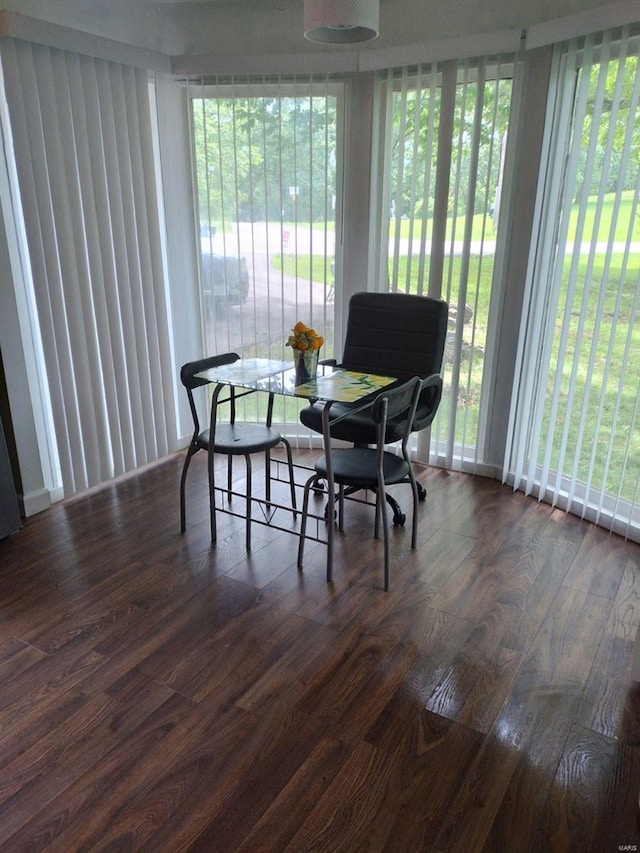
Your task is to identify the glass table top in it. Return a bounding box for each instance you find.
[195,358,397,404]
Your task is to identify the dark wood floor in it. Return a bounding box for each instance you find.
[1,448,640,852]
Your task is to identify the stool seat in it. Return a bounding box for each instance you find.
[202,424,283,455]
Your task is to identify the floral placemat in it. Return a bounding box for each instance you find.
[294,369,396,403]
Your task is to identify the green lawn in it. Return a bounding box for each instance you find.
[305,190,639,244]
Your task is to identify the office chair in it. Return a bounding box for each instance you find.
[180,353,297,550]
[298,376,422,590]
[299,291,448,524]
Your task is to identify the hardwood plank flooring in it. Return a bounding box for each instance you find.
[1,449,640,851]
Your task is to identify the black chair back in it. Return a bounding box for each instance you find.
[180,353,240,433]
[180,352,240,392]
[340,292,448,385]
[338,292,448,435]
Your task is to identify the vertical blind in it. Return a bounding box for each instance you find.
[505,26,640,539]
[188,76,338,410]
[0,41,174,496]
[374,57,513,470]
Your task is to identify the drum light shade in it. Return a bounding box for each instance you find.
[304,0,379,43]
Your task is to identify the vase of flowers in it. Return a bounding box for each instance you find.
[287,321,324,384]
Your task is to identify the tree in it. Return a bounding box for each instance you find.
[574,54,639,199]
[192,90,337,227]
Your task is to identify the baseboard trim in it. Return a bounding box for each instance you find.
[20,487,53,517]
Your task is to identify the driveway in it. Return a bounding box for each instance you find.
[204,222,334,354]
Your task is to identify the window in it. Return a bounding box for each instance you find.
[188,76,340,429]
[373,58,514,470]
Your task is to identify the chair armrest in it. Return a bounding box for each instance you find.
[420,373,442,392]
[413,373,443,431]
[319,358,338,367]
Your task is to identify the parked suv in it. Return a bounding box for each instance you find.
[200,223,250,312]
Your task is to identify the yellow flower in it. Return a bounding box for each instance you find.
[286,321,324,351]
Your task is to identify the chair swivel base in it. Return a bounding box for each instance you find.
[323,486,408,526]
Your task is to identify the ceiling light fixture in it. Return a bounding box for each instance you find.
[304,0,379,44]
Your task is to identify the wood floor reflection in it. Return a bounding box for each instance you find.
[1,449,639,851]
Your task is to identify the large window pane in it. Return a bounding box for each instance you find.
[189,77,339,427]
[376,59,513,469]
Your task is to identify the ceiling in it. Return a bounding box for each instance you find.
[0,0,622,66]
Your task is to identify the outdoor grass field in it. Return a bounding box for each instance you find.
[300,190,640,244]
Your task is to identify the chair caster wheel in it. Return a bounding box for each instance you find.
[393,512,406,527]
[324,504,337,522]
[417,483,427,501]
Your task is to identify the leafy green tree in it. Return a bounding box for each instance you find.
[192,91,337,227]
[575,54,639,199]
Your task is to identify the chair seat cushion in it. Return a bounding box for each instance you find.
[198,424,282,455]
[314,447,410,489]
[300,401,412,445]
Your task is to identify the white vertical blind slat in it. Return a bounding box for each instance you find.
[127,64,171,462]
[391,67,409,293]
[94,61,133,476]
[445,63,468,459]
[112,64,150,466]
[417,66,438,295]
[458,61,485,464]
[404,68,423,295]
[429,61,456,465]
[101,62,141,471]
[472,62,504,458]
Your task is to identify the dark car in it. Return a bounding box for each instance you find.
[200,223,250,313]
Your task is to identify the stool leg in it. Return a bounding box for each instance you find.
[281,437,297,518]
[180,446,197,533]
[208,447,217,543]
[245,455,252,551]
[227,456,233,503]
[265,449,271,508]
[378,481,390,591]
[297,473,319,570]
